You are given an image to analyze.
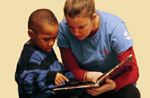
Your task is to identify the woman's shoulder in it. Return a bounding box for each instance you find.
[96,10,124,23]
[59,19,67,27]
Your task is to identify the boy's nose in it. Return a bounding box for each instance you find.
[48,41,54,46]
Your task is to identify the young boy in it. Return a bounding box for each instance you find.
[15,9,73,98]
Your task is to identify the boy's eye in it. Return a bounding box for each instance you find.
[44,37,57,41]
[44,38,50,41]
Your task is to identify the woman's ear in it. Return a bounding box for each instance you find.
[92,13,97,20]
[28,29,34,38]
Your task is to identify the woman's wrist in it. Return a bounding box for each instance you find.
[84,72,88,81]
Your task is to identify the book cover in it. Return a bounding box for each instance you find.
[53,54,133,91]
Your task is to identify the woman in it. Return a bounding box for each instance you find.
[57,0,140,97]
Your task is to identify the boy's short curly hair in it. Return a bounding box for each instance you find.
[64,0,95,18]
[28,9,58,33]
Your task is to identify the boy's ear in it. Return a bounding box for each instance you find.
[28,29,34,38]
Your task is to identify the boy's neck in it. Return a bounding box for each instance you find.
[27,40,33,45]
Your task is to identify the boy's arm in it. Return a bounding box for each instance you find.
[15,52,63,95]
[15,66,57,94]
[114,46,139,91]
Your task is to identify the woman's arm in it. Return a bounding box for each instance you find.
[87,46,139,96]
[59,47,87,81]
[114,46,139,91]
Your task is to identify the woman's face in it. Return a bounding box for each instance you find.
[66,16,93,40]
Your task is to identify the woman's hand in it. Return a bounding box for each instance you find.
[55,72,69,86]
[85,71,103,83]
[87,78,116,96]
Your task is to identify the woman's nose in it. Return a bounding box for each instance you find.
[74,29,80,36]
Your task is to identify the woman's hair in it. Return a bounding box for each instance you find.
[28,9,58,33]
[64,0,95,18]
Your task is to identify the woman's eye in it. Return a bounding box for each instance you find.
[69,26,73,29]
[79,26,84,29]
[79,24,86,29]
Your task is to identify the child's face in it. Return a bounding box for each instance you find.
[66,16,93,40]
[30,24,58,52]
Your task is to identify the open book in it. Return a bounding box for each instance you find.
[53,54,133,91]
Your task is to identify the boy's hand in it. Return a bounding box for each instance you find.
[55,72,69,86]
[87,78,116,96]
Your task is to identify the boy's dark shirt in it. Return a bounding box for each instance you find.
[15,43,65,97]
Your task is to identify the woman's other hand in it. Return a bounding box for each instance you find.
[87,78,116,96]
